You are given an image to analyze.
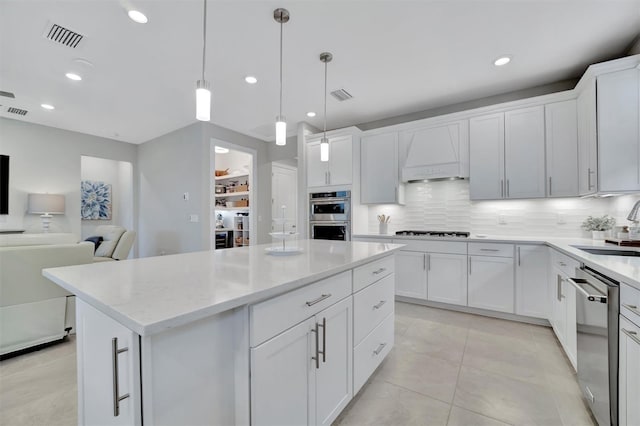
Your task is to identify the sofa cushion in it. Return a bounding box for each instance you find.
[93,226,125,258]
[84,236,103,252]
[0,233,79,248]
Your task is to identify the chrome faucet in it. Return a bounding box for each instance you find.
[628,199,640,222]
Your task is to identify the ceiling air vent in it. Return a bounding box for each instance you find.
[43,22,84,48]
[0,91,15,99]
[330,89,353,102]
[7,107,28,116]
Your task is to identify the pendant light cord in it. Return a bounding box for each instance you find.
[323,60,328,136]
[279,11,283,117]
[202,0,207,81]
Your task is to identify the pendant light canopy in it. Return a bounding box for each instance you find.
[274,8,289,146]
[320,52,333,162]
[196,0,211,122]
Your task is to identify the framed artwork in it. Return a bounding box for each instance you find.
[81,180,112,220]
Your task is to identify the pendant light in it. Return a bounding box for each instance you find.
[274,8,289,146]
[196,0,211,121]
[320,52,333,162]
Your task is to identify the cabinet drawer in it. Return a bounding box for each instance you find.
[468,242,513,257]
[250,271,352,346]
[549,249,580,277]
[392,239,467,254]
[353,255,394,293]
[353,312,394,395]
[621,283,640,327]
[353,274,395,345]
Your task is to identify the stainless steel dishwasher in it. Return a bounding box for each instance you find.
[568,265,619,426]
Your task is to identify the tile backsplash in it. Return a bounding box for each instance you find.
[367,180,640,238]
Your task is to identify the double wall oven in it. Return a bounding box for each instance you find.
[309,191,351,241]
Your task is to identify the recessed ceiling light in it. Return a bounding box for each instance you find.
[128,10,148,24]
[41,104,55,110]
[215,146,230,154]
[245,76,258,84]
[494,56,511,66]
[306,112,316,117]
[65,72,82,81]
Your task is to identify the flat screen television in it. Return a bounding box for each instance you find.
[0,155,8,215]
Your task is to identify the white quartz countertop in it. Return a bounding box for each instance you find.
[354,233,640,290]
[43,240,403,336]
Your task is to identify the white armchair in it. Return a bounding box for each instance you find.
[91,225,136,262]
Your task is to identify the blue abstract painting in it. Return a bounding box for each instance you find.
[81,180,112,220]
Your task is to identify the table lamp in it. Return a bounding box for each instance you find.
[28,193,65,233]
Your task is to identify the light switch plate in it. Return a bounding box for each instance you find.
[498,214,507,225]
[189,214,199,223]
[557,212,567,224]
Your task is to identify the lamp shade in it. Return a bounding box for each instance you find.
[28,194,65,214]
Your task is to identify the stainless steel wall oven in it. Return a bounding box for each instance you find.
[309,191,351,241]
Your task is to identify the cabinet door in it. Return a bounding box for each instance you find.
[545,100,579,197]
[395,251,427,299]
[361,132,399,204]
[504,106,546,199]
[315,296,353,426]
[515,245,549,319]
[563,280,577,370]
[468,255,514,313]
[598,68,640,192]
[76,299,141,426]
[328,136,352,186]
[577,79,598,195]
[427,253,468,306]
[251,318,315,426]
[552,271,567,346]
[619,316,640,426]
[470,113,505,200]
[307,142,328,188]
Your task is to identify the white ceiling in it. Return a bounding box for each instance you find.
[1,0,639,144]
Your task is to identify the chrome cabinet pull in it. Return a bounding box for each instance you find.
[373,342,387,356]
[549,177,552,196]
[557,276,564,301]
[480,248,499,252]
[423,254,426,270]
[372,267,386,275]
[622,328,640,345]
[500,180,504,198]
[306,294,332,306]
[622,303,640,317]
[506,179,510,197]
[567,277,607,303]
[311,322,320,369]
[373,300,386,310]
[427,254,431,271]
[559,261,567,267]
[468,256,471,275]
[517,247,521,266]
[319,317,326,363]
[112,338,130,417]
[588,168,595,190]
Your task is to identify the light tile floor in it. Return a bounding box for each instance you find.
[0,302,596,426]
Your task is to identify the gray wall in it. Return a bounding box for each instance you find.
[138,121,272,258]
[0,118,138,239]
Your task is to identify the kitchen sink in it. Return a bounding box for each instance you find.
[577,247,640,257]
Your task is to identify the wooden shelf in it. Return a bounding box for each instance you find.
[215,172,249,181]
[215,191,249,198]
[214,206,250,211]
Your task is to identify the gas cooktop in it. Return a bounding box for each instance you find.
[395,230,470,238]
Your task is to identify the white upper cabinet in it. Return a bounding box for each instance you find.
[398,120,469,182]
[598,67,640,192]
[545,100,579,197]
[504,106,546,199]
[577,78,598,195]
[361,132,403,204]
[306,136,353,188]
[470,113,505,200]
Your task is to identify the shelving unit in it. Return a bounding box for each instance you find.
[215,172,249,181]
[215,191,249,198]
[232,216,250,247]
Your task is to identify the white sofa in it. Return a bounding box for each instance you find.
[0,233,94,356]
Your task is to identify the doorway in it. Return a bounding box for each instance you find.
[271,162,298,233]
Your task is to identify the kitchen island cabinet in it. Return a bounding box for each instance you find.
[44,240,401,426]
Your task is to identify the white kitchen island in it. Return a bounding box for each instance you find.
[43,239,402,426]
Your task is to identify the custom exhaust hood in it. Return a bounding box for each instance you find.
[399,121,469,183]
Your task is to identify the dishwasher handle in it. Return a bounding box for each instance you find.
[567,277,607,303]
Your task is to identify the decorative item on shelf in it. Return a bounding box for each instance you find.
[581,215,616,240]
[267,205,301,255]
[215,213,224,229]
[377,214,390,235]
[215,198,227,207]
[28,193,65,233]
[236,183,249,192]
[215,169,229,177]
[236,199,249,207]
[226,201,236,208]
[215,184,226,194]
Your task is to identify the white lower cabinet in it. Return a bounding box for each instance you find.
[515,245,549,319]
[550,263,578,370]
[619,315,640,426]
[468,252,515,314]
[427,253,468,306]
[76,299,142,426]
[395,250,427,299]
[251,296,353,426]
[353,312,394,394]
